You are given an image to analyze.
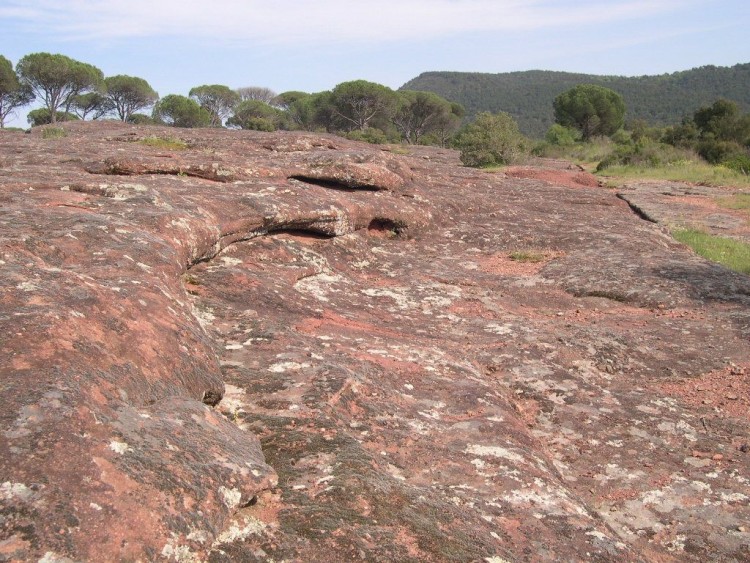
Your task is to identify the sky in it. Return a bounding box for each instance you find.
[1,0,749,127]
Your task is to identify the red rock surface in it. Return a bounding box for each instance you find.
[1,122,749,562]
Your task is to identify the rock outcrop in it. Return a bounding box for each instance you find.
[1,122,748,561]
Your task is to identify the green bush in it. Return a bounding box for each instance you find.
[697,138,745,164]
[610,129,631,145]
[345,127,388,144]
[127,113,158,125]
[27,108,78,126]
[722,153,750,175]
[226,100,281,130]
[544,124,579,146]
[454,111,528,167]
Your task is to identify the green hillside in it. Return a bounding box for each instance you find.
[400,63,750,138]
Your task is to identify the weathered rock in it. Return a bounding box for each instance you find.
[1,122,749,562]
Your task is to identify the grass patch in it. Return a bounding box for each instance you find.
[138,136,188,150]
[384,145,411,155]
[673,228,750,274]
[717,193,750,212]
[42,127,67,139]
[509,250,546,263]
[596,161,750,188]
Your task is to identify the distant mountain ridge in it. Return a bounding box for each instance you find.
[400,63,750,138]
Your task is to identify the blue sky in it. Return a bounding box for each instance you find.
[1,0,748,127]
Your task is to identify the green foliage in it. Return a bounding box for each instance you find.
[392,90,459,144]
[596,139,696,171]
[661,120,700,148]
[104,75,158,121]
[545,123,579,146]
[71,91,111,120]
[345,127,388,144]
[669,99,750,167]
[226,99,281,130]
[127,113,158,125]
[27,108,78,126]
[721,153,750,175]
[673,228,750,274]
[698,139,746,165]
[402,64,750,138]
[453,112,528,167]
[271,83,460,146]
[509,250,545,263]
[152,94,211,128]
[553,84,625,140]
[0,55,16,92]
[0,55,34,128]
[329,80,398,132]
[274,91,317,130]
[596,160,750,188]
[693,98,750,143]
[16,52,103,124]
[189,84,239,127]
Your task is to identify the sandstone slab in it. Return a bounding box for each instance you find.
[1,122,749,561]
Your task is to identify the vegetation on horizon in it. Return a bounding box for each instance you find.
[3,51,749,194]
[2,51,468,148]
[402,64,750,137]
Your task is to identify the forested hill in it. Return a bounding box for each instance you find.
[400,63,750,138]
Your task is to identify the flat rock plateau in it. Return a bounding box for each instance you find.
[1,122,749,562]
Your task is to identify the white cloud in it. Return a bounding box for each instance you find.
[1,0,690,45]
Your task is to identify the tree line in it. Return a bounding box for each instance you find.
[4,52,747,173]
[0,52,464,147]
[454,83,750,174]
[402,64,750,138]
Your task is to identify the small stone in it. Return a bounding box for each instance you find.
[712,454,723,461]
[725,394,739,400]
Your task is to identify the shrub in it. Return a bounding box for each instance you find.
[226,100,281,130]
[596,140,697,171]
[127,113,157,125]
[345,127,388,144]
[697,138,742,164]
[722,153,750,175]
[610,129,631,145]
[27,108,78,126]
[454,112,528,167]
[545,124,579,146]
[152,94,211,128]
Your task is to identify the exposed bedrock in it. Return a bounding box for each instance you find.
[1,122,749,561]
